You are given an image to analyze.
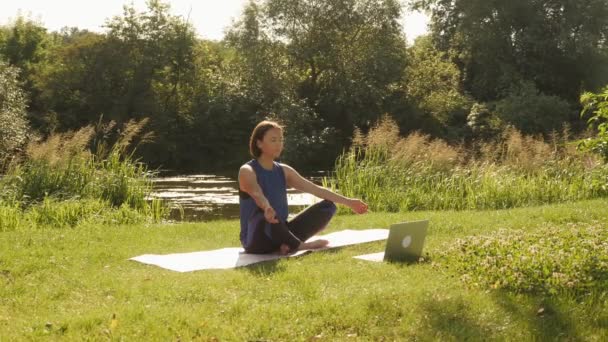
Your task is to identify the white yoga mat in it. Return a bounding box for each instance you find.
[130,229,388,272]
[353,252,385,262]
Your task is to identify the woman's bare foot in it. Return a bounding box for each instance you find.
[278,239,329,255]
[299,239,329,250]
[279,244,291,255]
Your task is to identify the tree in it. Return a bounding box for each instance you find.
[32,1,203,169]
[226,0,409,168]
[0,16,50,78]
[404,35,472,138]
[0,16,56,133]
[266,0,408,132]
[411,0,608,103]
[579,86,608,161]
[493,81,572,135]
[0,60,29,166]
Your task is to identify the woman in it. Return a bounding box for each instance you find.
[239,120,368,255]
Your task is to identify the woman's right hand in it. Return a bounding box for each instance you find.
[348,198,369,214]
[264,205,279,223]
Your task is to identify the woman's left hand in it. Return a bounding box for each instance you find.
[348,198,368,214]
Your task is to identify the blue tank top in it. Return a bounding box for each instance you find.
[239,159,289,246]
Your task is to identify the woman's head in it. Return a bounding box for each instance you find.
[249,120,284,159]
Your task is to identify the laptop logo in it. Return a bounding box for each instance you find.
[402,235,412,248]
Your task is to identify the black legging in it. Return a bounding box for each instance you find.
[244,200,337,254]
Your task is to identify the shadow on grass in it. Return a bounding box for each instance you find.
[241,259,284,276]
[490,291,581,340]
[417,296,493,340]
[387,255,434,267]
[239,246,350,276]
[415,289,591,340]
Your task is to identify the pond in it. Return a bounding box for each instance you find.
[149,174,325,221]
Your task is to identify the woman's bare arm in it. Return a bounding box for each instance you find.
[281,164,368,214]
[238,165,278,223]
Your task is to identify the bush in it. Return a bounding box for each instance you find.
[438,223,608,296]
[579,86,608,162]
[493,82,572,135]
[2,119,154,206]
[466,102,504,140]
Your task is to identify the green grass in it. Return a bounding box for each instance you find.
[1,199,608,340]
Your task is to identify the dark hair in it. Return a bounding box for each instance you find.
[249,120,283,158]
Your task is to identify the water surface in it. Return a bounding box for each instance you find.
[150,174,321,221]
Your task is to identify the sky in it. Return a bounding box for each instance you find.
[0,0,428,43]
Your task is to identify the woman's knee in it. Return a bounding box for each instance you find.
[320,200,337,216]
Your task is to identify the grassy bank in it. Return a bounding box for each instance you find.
[327,117,608,212]
[1,199,607,340]
[0,119,167,231]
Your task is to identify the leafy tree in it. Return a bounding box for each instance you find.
[466,102,503,140]
[224,2,333,169]
[34,1,202,170]
[579,86,608,161]
[411,0,608,103]
[34,30,114,129]
[226,0,409,168]
[0,16,50,78]
[404,35,472,138]
[0,16,56,133]
[266,0,408,133]
[493,81,573,135]
[0,60,29,166]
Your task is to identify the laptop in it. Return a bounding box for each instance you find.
[354,220,429,263]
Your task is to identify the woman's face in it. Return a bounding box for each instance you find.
[257,128,284,159]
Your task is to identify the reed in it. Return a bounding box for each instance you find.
[326,116,608,212]
[0,119,167,230]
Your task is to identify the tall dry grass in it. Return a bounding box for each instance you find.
[326,116,608,212]
[0,118,166,231]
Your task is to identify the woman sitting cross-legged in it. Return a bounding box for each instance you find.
[239,120,368,255]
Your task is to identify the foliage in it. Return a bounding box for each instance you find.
[466,102,503,139]
[0,59,29,168]
[0,16,50,73]
[1,1,607,171]
[0,15,58,132]
[405,35,472,138]
[493,82,573,135]
[411,0,608,103]
[579,86,608,161]
[226,0,409,168]
[439,223,608,296]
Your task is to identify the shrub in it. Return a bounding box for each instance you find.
[579,86,608,162]
[493,82,572,135]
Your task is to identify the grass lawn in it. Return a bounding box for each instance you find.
[2,199,608,340]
